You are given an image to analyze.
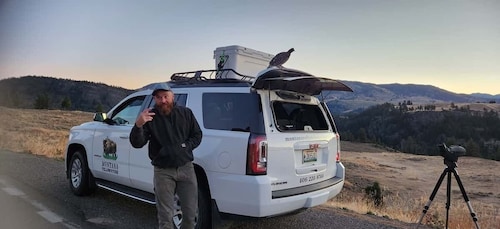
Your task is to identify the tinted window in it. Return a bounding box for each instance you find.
[273,101,329,131]
[174,94,187,106]
[203,93,264,133]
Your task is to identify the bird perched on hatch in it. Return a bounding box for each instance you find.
[268,48,294,68]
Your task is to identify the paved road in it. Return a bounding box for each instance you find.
[0,181,68,229]
[0,149,425,229]
[0,150,158,229]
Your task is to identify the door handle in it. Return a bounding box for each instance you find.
[119,135,129,139]
[296,164,327,174]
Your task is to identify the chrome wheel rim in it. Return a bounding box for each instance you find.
[70,158,82,188]
[173,194,182,229]
[172,194,198,229]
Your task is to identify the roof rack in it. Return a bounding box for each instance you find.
[170,69,255,83]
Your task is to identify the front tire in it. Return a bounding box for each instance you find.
[69,151,96,196]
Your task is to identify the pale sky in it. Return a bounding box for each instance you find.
[1,0,499,94]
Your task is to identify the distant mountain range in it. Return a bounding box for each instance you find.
[0,76,498,113]
[324,81,499,114]
[470,93,500,100]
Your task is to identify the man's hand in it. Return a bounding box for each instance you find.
[135,108,155,128]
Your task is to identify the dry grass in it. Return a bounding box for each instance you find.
[330,187,499,229]
[1,107,499,228]
[0,106,93,160]
[332,141,500,229]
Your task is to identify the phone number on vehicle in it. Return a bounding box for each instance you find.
[299,173,324,183]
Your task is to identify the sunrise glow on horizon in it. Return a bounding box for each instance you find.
[1,0,498,95]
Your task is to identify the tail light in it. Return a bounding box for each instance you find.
[246,134,267,175]
[336,132,341,162]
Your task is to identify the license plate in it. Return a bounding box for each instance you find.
[302,149,317,163]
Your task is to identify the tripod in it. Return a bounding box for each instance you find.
[416,146,480,229]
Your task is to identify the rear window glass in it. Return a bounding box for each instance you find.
[272,101,329,131]
[203,93,264,133]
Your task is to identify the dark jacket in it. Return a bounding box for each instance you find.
[129,105,202,168]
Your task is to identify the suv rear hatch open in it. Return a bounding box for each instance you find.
[266,96,343,198]
[252,67,352,95]
[251,67,352,199]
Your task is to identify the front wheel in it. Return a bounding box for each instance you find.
[69,151,96,196]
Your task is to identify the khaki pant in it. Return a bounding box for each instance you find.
[154,162,198,229]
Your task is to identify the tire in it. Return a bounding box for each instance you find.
[195,177,212,229]
[69,151,96,196]
[172,176,212,229]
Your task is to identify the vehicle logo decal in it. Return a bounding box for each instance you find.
[271,181,288,186]
[103,137,118,160]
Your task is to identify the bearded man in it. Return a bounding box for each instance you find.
[130,83,202,229]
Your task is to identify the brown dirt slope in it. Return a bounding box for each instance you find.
[335,141,500,228]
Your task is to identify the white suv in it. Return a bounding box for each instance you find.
[65,67,352,229]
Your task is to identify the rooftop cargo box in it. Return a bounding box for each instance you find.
[214,45,274,79]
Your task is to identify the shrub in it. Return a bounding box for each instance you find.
[364,181,384,207]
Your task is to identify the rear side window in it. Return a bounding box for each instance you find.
[273,101,329,131]
[203,92,264,133]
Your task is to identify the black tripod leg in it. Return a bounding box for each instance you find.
[446,170,452,229]
[417,168,448,228]
[452,169,481,229]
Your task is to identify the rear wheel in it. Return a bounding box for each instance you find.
[173,194,182,228]
[195,180,211,229]
[69,151,96,196]
[172,176,212,229]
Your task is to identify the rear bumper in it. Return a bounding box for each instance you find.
[209,162,345,217]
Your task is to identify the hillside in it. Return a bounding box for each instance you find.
[336,103,500,161]
[1,75,498,114]
[0,106,93,158]
[0,76,134,112]
[336,141,499,229]
[324,81,498,114]
[471,93,500,101]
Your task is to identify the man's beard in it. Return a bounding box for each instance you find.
[158,102,174,115]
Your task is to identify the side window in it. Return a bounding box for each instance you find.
[111,96,146,125]
[203,93,263,132]
[147,93,187,108]
[175,94,187,107]
[273,101,329,131]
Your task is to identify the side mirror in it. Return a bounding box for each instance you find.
[93,112,107,122]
